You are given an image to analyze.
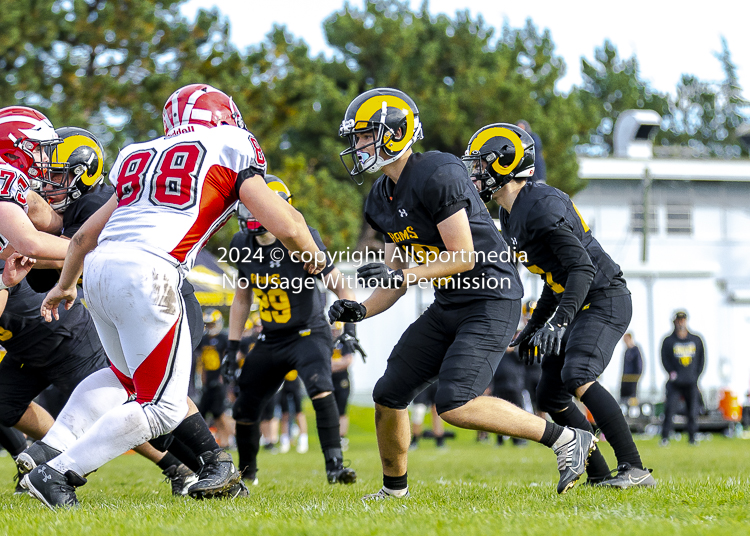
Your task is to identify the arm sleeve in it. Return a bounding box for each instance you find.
[420,162,470,224]
[545,225,596,326]
[661,339,674,373]
[634,347,643,375]
[527,284,559,329]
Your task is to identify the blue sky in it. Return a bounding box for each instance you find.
[181,0,749,98]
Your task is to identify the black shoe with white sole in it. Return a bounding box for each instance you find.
[22,464,87,510]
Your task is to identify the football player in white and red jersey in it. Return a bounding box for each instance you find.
[26,84,326,509]
[0,107,70,269]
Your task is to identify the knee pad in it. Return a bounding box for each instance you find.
[0,407,22,428]
[434,384,465,415]
[561,367,595,397]
[410,404,427,426]
[372,376,405,409]
[142,398,188,437]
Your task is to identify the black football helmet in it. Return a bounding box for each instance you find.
[40,127,105,212]
[237,175,292,235]
[339,88,423,183]
[462,123,535,202]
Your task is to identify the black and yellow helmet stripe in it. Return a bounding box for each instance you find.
[354,94,415,153]
[469,126,524,176]
[50,134,104,187]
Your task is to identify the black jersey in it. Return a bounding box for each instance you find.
[61,184,114,238]
[0,264,88,361]
[364,151,522,306]
[499,181,625,305]
[230,227,335,335]
[25,184,116,294]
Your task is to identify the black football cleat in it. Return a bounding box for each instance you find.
[187,449,241,499]
[22,464,87,511]
[16,441,62,477]
[554,428,598,494]
[327,465,357,484]
[162,463,198,496]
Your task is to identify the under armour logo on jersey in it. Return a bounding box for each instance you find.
[399,209,408,217]
[269,260,281,268]
[511,237,517,245]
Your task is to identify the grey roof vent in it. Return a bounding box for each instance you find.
[613,109,662,159]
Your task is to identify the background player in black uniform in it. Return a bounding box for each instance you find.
[196,309,233,448]
[224,175,357,486]
[660,310,705,446]
[464,122,654,489]
[332,88,597,499]
[13,127,245,498]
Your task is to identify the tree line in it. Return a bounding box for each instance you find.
[2,0,747,252]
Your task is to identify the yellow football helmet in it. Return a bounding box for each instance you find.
[41,127,105,212]
[339,88,423,183]
[463,123,535,202]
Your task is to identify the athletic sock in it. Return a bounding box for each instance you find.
[539,421,565,448]
[550,401,611,479]
[166,436,201,473]
[383,472,408,494]
[235,421,261,478]
[170,413,220,457]
[581,382,643,469]
[0,426,27,458]
[156,452,182,472]
[312,394,343,470]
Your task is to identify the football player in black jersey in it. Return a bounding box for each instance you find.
[224,175,357,486]
[11,128,247,498]
[463,123,655,488]
[331,88,597,499]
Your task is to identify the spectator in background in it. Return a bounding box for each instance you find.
[620,332,643,403]
[660,311,705,446]
[516,120,546,183]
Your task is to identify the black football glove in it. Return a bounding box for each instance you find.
[328,299,367,323]
[220,340,240,383]
[530,321,567,358]
[357,263,405,289]
[510,324,541,365]
[339,322,367,362]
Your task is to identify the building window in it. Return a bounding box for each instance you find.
[630,204,657,234]
[666,205,692,235]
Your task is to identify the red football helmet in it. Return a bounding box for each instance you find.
[162,84,246,135]
[0,106,58,179]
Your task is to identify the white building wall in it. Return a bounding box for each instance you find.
[574,178,750,404]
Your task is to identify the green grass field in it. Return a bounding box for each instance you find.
[1,405,748,536]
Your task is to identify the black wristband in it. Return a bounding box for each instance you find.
[226,340,240,353]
